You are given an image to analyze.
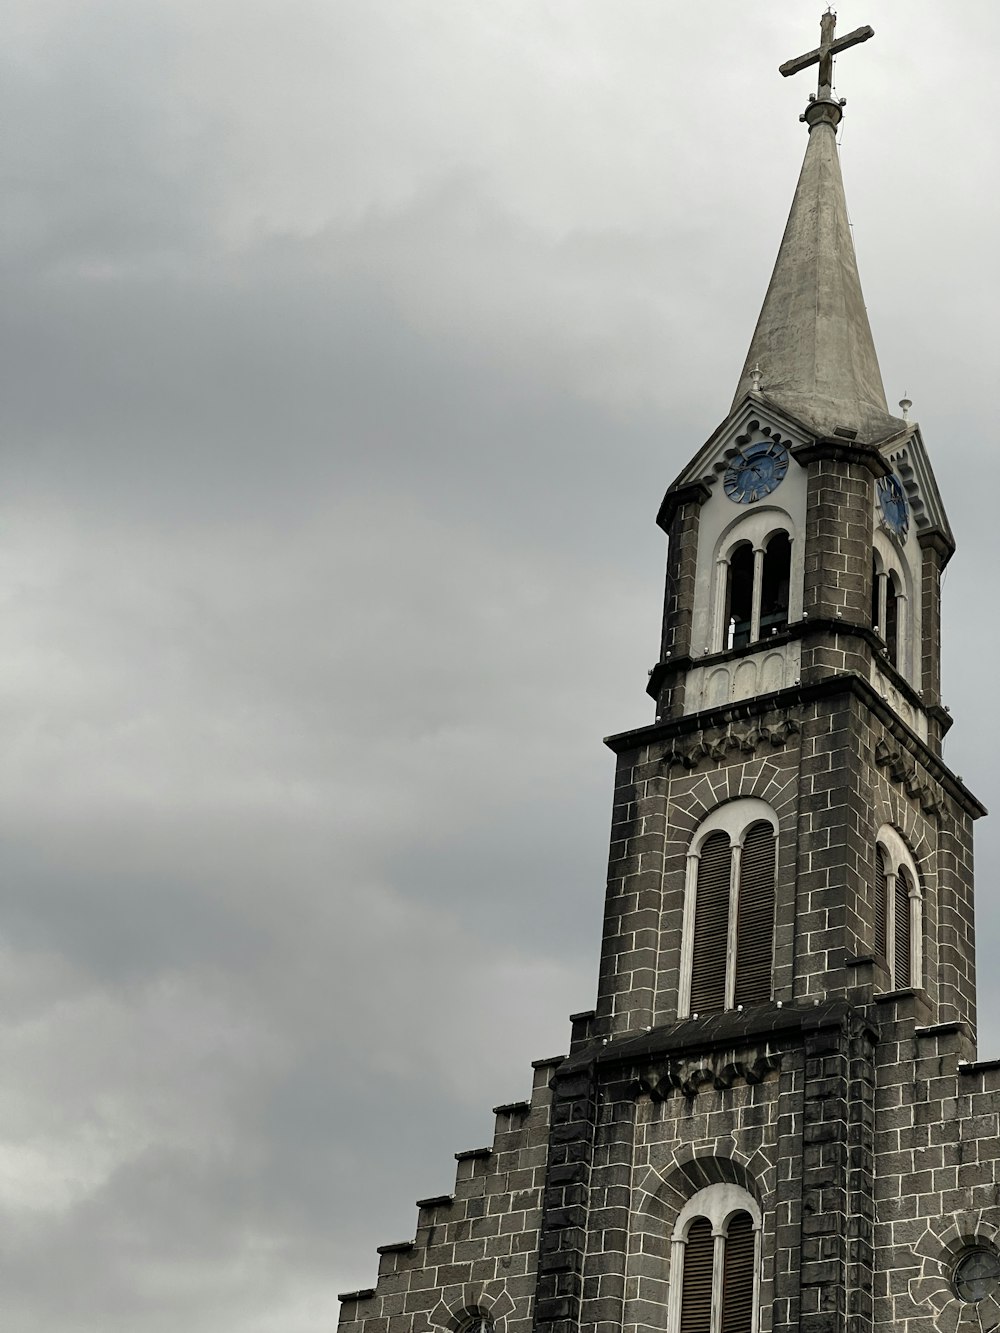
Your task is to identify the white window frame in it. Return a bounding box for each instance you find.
[875,824,923,990]
[679,799,778,1018]
[712,512,797,654]
[666,1183,763,1333]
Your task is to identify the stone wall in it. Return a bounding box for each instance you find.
[337,1059,559,1333]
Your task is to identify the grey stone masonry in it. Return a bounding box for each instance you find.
[337,1059,559,1333]
[598,674,984,1043]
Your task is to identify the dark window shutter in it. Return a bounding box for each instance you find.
[895,866,912,989]
[680,1217,715,1333]
[691,832,731,1013]
[734,822,775,1008]
[721,1212,755,1333]
[875,847,888,962]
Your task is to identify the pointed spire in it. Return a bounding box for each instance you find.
[732,17,902,444]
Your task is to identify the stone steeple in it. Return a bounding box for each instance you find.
[731,35,904,444]
[338,21,998,1333]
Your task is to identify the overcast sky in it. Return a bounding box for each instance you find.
[3,3,999,1330]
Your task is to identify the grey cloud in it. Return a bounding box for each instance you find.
[2,2,1000,1329]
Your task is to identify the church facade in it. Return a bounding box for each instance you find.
[338,19,999,1333]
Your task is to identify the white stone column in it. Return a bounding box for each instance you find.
[725,845,742,1011]
[876,570,888,638]
[666,1237,686,1333]
[750,546,765,643]
[896,591,909,675]
[710,1230,726,1333]
[885,869,898,983]
[714,557,729,652]
[909,883,922,989]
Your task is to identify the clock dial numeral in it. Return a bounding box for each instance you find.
[723,439,789,505]
[877,474,909,537]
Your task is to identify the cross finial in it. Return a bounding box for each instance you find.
[779,10,874,111]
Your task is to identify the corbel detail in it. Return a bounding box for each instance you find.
[634,1046,783,1101]
[661,713,801,771]
[873,738,943,816]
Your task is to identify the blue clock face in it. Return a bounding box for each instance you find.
[877,474,909,537]
[723,440,789,504]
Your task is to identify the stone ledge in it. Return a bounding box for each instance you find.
[454,1147,492,1161]
[608,672,987,819]
[914,1021,971,1040]
[492,1099,531,1116]
[560,999,865,1075]
[415,1193,454,1209]
[376,1240,414,1255]
[959,1058,1000,1076]
[531,1054,567,1069]
[338,1289,375,1303]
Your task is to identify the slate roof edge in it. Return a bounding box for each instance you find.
[557,999,861,1075]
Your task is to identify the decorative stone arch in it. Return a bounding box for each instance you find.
[626,1153,769,1333]
[716,762,799,821]
[904,1211,1000,1329]
[871,784,935,865]
[668,764,796,840]
[429,1286,514,1332]
[689,798,778,856]
[712,506,799,652]
[680,798,780,1016]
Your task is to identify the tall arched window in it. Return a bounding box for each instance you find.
[722,530,792,651]
[725,544,754,650]
[874,827,922,991]
[668,1185,762,1333]
[681,801,777,1017]
[871,552,904,672]
[758,531,790,638]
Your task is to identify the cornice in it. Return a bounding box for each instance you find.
[607,673,987,819]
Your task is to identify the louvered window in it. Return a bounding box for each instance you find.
[680,1218,715,1333]
[691,832,731,1013]
[895,866,912,989]
[734,823,775,1008]
[675,1206,758,1333]
[874,834,922,992]
[687,814,776,1016]
[721,1212,755,1333]
[874,846,888,962]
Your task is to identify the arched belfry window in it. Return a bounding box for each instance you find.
[874,827,922,991]
[759,531,791,638]
[668,1185,762,1333]
[716,520,794,653]
[725,544,754,650]
[681,801,777,1017]
[871,551,905,673]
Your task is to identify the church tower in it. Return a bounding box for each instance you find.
[338,16,1000,1333]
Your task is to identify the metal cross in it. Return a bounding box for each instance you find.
[779,10,874,100]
